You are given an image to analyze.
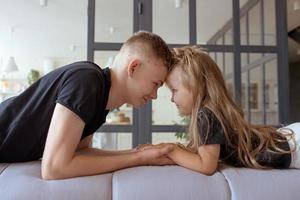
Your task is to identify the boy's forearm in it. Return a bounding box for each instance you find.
[43,151,143,180]
[76,147,136,156]
[43,146,174,180]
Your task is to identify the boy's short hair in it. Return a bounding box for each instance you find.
[122,31,173,71]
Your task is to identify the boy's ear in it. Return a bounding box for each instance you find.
[127,59,141,78]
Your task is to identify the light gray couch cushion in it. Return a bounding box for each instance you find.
[220,165,300,200]
[0,161,112,200]
[113,166,231,200]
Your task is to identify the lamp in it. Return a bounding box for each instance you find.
[2,26,19,73]
[2,57,18,73]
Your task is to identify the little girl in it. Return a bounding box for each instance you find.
[140,46,299,175]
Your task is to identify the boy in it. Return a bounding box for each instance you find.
[0,31,174,179]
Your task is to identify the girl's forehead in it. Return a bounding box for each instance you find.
[166,73,181,86]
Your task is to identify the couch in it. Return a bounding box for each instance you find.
[0,161,299,200]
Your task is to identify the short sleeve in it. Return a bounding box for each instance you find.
[197,108,227,145]
[56,69,102,124]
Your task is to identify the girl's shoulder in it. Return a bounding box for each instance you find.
[198,107,222,129]
[198,107,218,121]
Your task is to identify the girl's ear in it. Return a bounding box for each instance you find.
[127,59,140,78]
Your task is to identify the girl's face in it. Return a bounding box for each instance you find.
[166,67,194,115]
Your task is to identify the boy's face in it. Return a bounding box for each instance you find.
[127,58,167,107]
[166,67,194,115]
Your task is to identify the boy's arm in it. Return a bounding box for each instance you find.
[161,143,220,175]
[41,103,173,180]
[77,135,137,156]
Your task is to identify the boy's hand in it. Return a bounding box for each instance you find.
[138,144,175,165]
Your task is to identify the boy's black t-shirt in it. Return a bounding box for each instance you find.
[197,107,291,168]
[0,61,111,162]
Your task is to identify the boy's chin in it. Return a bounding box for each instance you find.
[131,99,146,108]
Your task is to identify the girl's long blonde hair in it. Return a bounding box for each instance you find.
[172,46,295,168]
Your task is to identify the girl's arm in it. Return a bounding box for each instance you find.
[166,143,221,175]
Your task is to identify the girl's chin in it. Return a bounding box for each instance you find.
[178,108,191,116]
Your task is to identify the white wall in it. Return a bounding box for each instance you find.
[0,0,87,78]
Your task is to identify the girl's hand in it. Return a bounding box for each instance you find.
[138,144,176,165]
[136,143,155,151]
[137,143,176,152]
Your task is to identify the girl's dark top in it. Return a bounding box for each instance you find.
[0,61,111,162]
[197,107,291,168]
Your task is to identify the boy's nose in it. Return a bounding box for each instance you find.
[150,89,158,100]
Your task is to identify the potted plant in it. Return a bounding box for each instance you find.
[27,69,40,85]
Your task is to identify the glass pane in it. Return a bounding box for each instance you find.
[95,0,133,43]
[249,53,263,66]
[240,16,247,45]
[209,52,223,73]
[152,85,186,125]
[226,79,234,99]
[94,51,119,68]
[242,53,278,125]
[224,29,233,45]
[249,66,263,124]
[153,0,189,44]
[94,51,133,124]
[241,53,263,69]
[224,53,234,76]
[208,52,216,61]
[263,0,276,45]
[240,0,276,46]
[210,52,233,81]
[216,52,224,73]
[216,37,224,45]
[241,52,249,67]
[241,72,250,121]
[265,57,278,125]
[248,3,262,45]
[197,0,233,44]
[240,0,250,8]
[152,132,188,145]
[92,132,132,150]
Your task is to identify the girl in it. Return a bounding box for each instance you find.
[140,46,299,175]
